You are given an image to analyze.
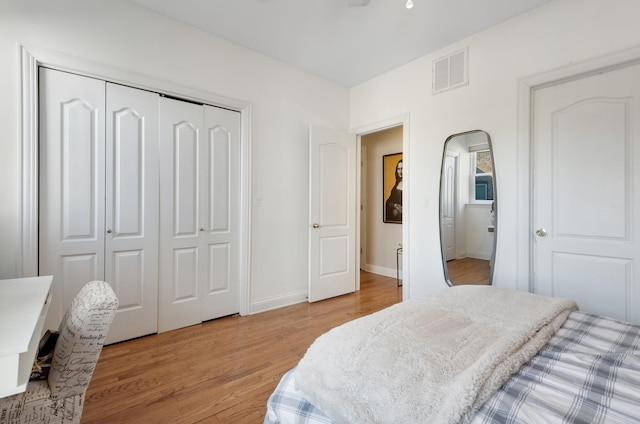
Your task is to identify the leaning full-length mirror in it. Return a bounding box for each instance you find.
[439,130,497,286]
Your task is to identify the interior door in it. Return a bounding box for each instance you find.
[158,97,205,332]
[200,105,241,320]
[39,68,106,331]
[104,83,159,343]
[441,153,456,261]
[308,125,356,302]
[158,99,241,332]
[532,62,640,323]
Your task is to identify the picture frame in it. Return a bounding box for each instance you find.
[383,152,403,224]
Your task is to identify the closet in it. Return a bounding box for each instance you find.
[39,68,241,344]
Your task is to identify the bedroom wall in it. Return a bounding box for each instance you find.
[361,126,403,277]
[0,0,350,312]
[350,0,640,298]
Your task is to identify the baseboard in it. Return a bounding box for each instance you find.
[249,290,308,315]
[361,264,400,279]
[466,252,492,261]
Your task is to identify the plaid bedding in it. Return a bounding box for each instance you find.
[264,311,640,424]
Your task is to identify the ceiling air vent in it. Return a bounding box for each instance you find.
[433,48,469,94]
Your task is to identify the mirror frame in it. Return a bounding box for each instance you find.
[439,130,497,287]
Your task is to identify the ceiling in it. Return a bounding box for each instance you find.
[129,0,554,87]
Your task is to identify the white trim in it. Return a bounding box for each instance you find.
[20,45,252,315]
[249,290,308,315]
[20,48,39,277]
[361,264,400,280]
[353,113,410,299]
[516,45,640,293]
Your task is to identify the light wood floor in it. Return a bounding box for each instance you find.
[446,257,491,285]
[82,272,402,423]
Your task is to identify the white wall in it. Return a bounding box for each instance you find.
[350,0,640,298]
[0,0,350,312]
[465,205,494,260]
[361,127,403,277]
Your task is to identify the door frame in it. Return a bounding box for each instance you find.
[441,151,458,262]
[19,45,253,315]
[359,143,368,273]
[516,46,640,292]
[353,114,410,297]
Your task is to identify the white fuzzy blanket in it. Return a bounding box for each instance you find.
[294,286,577,424]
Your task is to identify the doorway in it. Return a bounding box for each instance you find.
[359,126,404,284]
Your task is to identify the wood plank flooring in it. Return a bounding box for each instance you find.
[82,272,402,423]
[446,257,491,285]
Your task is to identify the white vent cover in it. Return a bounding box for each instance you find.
[433,48,469,94]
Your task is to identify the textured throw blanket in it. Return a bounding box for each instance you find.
[294,286,578,424]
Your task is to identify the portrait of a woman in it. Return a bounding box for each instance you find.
[384,157,403,223]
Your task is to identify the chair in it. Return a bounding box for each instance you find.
[0,280,118,424]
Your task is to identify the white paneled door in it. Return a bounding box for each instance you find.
[104,83,159,343]
[158,98,241,332]
[532,62,640,323]
[308,126,356,302]
[39,68,160,343]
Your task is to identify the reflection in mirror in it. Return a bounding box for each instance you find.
[439,130,496,286]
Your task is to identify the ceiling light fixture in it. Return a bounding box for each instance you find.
[405,0,413,9]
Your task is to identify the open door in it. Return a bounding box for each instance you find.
[308,125,357,302]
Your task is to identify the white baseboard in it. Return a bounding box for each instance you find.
[361,264,401,280]
[249,290,308,315]
[466,252,492,261]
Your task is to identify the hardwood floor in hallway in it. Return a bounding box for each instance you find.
[446,257,491,285]
[82,271,402,423]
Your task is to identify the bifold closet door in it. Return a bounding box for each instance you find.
[39,68,106,332]
[39,68,160,343]
[158,97,241,333]
[103,82,160,344]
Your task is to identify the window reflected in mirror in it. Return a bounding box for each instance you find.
[439,130,496,286]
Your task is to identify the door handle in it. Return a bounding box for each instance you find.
[535,228,547,237]
[311,223,320,229]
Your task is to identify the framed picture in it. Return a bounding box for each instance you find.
[383,152,403,224]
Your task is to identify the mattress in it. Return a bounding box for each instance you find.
[264,311,640,424]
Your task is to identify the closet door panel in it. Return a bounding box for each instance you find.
[105,83,159,343]
[61,254,100,306]
[209,125,230,232]
[158,97,204,332]
[201,105,241,320]
[174,123,200,236]
[39,68,106,332]
[64,101,98,239]
[208,243,230,292]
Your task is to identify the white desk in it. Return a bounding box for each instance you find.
[0,276,53,398]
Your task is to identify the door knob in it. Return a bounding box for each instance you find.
[312,223,320,229]
[107,229,112,234]
[199,227,204,232]
[535,228,547,237]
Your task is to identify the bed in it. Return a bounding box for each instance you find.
[264,286,640,424]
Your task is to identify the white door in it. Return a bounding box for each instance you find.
[308,126,356,302]
[201,105,241,320]
[39,68,106,332]
[39,68,161,343]
[158,98,241,332]
[532,62,640,323]
[104,83,160,344]
[441,153,456,261]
